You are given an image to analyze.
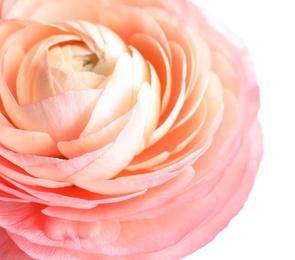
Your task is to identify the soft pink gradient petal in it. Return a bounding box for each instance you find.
[0,173,147,209]
[147,41,186,146]
[0,125,59,156]
[0,178,48,205]
[44,217,102,241]
[17,122,262,260]
[129,70,224,172]
[153,96,223,171]
[211,51,239,95]
[0,228,32,260]
[0,156,71,189]
[31,56,91,102]
[4,193,217,259]
[14,90,102,142]
[172,38,211,130]
[144,6,199,97]
[0,202,121,252]
[70,148,201,195]
[15,33,82,105]
[66,83,151,183]
[129,34,172,115]
[98,196,217,257]
[138,121,263,260]
[25,0,99,21]
[42,168,195,221]
[0,141,112,182]
[135,59,161,153]
[129,46,151,104]
[58,111,131,158]
[127,100,207,171]
[98,5,171,59]
[80,53,134,137]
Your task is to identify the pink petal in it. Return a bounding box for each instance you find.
[0,19,25,47]
[0,124,59,156]
[136,61,161,154]
[42,167,195,222]
[127,100,207,171]
[30,0,100,22]
[16,33,80,105]
[172,38,211,130]
[58,110,131,158]
[0,172,147,209]
[156,95,224,171]
[29,51,91,103]
[0,156,71,189]
[0,228,32,260]
[0,178,47,205]
[0,49,21,123]
[0,40,25,100]
[44,216,100,241]
[147,41,186,147]
[0,112,14,127]
[188,91,239,187]
[145,6,199,96]
[129,33,172,115]
[80,53,134,137]
[211,51,239,96]
[93,193,218,256]
[129,46,151,104]
[0,189,29,203]
[0,202,120,252]
[0,140,112,182]
[14,90,102,142]
[142,121,263,260]
[66,83,151,182]
[98,5,171,59]
[150,71,225,172]
[70,148,200,195]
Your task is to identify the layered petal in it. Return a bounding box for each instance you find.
[14,90,102,142]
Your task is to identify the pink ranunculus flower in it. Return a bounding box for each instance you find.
[0,0,263,259]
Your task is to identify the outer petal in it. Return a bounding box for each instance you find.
[0,202,121,253]
[0,228,32,260]
[138,121,263,260]
[41,168,195,221]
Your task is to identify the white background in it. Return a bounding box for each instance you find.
[185,0,295,259]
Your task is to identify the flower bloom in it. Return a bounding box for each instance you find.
[0,0,263,259]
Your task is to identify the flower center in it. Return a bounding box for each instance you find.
[48,41,100,73]
[72,53,99,72]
